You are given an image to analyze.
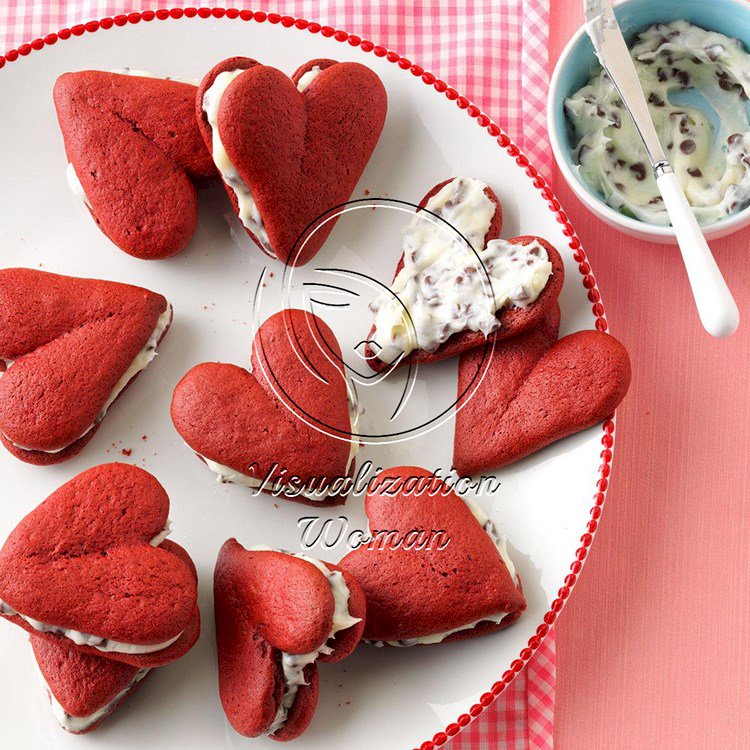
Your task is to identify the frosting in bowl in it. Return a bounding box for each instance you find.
[566,20,750,225]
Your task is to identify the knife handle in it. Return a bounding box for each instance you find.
[656,170,740,338]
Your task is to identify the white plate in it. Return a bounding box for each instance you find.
[0,11,613,750]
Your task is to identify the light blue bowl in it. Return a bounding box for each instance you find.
[548,0,750,242]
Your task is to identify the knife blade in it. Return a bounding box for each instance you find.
[583,0,667,169]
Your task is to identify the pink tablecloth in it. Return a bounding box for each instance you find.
[549,1,750,747]
[0,3,558,748]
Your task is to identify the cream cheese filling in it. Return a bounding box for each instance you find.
[202,69,272,255]
[39,662,150,733]
[369,177,553,364]
[366,498,521,647]
[201,68,316,257]
[2,303,172,454]
[0,599,182,654]
[247,546,361,736]
[296,65,322,93]
[148,520,173,548]
[193,391,360,502]
[367,610,514,648]
[66,162,91,208]
[0,524,184,655]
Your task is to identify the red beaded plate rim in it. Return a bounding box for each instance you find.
[0,8,615,749]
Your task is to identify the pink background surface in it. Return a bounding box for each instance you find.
[550,2,750,748]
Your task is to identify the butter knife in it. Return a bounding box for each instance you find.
[584,0,739,338]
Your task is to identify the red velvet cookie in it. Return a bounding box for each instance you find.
[457,302,561,425]
[454,328,631,474]
[171,308,357,506]
[364,178,565,371]
[214,539,365,740]
[29,539,198,733]
[32,636,150,734]
[54,70,215,260]
[339,466,525,646]
[196,57,387,265]
[0,464,199,669]
[0,268,172,465]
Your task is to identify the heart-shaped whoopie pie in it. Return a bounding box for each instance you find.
[171,308,357,506]
[54,70,216,260]
[0,463,199,669]
[363,177,565,371]
[0,268,172,465]
[196,57,387,265]
[454,322,631,475]
[214,540,366,740]
[339,466,525,646]
[29,538,198,734]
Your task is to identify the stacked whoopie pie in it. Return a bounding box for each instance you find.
[0,54,631,741]
[0,464,199,733]
[0,268,173,465]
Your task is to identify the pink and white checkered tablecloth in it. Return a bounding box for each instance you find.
[0,2,556,748]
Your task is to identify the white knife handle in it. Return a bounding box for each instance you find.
[656,170,740,338]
